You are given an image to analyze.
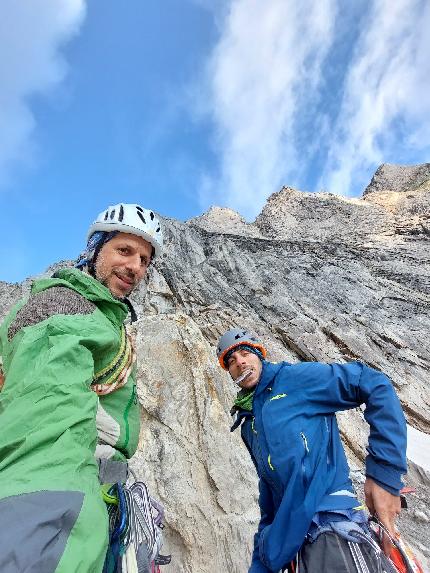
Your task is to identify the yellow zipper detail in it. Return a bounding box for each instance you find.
[269,393,287,401]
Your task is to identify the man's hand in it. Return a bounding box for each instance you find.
[364,476,401,555]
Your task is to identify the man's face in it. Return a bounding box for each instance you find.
[226,348,262,390]
[94,232,153,298]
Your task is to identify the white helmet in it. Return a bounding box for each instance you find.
[88,203,163,257]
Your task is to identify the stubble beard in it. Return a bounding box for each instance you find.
[95,265,138,300]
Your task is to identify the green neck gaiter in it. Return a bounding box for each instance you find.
[233,389,255,412]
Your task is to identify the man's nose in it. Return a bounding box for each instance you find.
[125,255,141,275]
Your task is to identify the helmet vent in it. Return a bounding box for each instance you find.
[89,203,163,255]
[118,204,124,222]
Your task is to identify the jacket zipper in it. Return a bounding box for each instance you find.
[123,383,137,449]
[300,431,310,485]
[300,431,309,453]
[252,416,279,494]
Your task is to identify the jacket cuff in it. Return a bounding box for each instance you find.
[248,560,273,573]
[248,552,272,573]
[365,455,404,494]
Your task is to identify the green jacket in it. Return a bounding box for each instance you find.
[0,268,140,573]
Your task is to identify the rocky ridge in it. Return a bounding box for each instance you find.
[0,163,429,572]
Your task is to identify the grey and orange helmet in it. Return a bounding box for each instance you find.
[217,328,267,370]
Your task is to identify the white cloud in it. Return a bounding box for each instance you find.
[0,0,86,186]
[201,0,337,218]
[200,0,430,214]
[319,0,430,196]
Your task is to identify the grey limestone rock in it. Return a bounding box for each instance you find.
[363,163,430,196]
[129,314,259,573]
[188,206,263,239]
[254,186,391,241]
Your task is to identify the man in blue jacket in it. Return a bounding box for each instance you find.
[217,328,407,573]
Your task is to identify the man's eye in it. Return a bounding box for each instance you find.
[118,247,128,254]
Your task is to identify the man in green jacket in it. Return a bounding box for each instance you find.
[0,203,163,573]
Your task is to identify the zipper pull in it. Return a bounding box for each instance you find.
[300,432,310,453]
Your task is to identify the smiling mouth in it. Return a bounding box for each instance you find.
[115,273,134,286]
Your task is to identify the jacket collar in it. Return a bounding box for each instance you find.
[254,361,285,398]
[230,362,286,431]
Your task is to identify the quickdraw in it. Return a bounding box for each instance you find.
[102,474,171,573]
[368,516,424,573]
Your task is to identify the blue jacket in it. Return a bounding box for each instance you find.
[232,360,407,573]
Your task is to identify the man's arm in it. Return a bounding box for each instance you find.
[0,311,110,571]
[0,317,100,484]
[302,362,407,539]
[0,287,109,492]
[364,476,401,554]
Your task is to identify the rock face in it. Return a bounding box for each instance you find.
[0,162,429,571]
[363,163,430,238]
[130,314,259,572]
[188,206,263,239]
[364,163,430,195]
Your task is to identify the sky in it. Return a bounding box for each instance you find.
[0,0,429,283]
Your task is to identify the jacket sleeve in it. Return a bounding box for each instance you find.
[249,477,276,573]
[0,320,110,573]
[300,361,407,494]
[0,313,101,495]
